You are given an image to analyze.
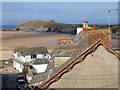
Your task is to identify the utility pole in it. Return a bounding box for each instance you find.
[108,10,111,30]
[98,9,118,30]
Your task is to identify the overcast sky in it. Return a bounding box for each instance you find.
[2,2,118,25]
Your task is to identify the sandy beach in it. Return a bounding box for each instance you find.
[1,31,119,60]
[1,31,73,60]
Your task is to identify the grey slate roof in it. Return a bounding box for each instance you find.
[30,58,49,65]
[14,58,49,66]
[14,46,49,56]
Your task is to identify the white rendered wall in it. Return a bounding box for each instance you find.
[47,54,51,60]
[15,61,22,72]
[13,60,16,68]
[20,56,25,62]
[13,53,18,58]
[77,28,83,35]
[37,54,43,58]
[32,64,48,73]
[25,55,32,62]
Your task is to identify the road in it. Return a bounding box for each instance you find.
[1,73,19,90]
[0,73,32,90]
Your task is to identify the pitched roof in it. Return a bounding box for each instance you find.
[30,58,49,65]
[14,46,49,56]
[28,30,120,89]
[30,40,120,89]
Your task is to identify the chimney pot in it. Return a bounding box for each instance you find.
[93,25,96,30]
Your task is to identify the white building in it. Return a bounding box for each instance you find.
[77,27,83,35]
[12,46,51,73]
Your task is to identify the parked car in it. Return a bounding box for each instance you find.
[16,75,24,82]
[16,75,27,90]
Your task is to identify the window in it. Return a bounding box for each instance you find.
[43,54,48,58]
[31,55,36,59]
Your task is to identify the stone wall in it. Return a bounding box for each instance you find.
[87,30,111,48]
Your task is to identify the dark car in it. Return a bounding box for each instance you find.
[16,75,27,90]
[16,75,24,81]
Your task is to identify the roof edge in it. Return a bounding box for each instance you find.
[39,40,120,89]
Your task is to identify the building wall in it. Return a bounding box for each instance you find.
[13,52,51,72]
[25,54,51,61]
[13,52,25,62]
[45,54,51,60]
[13,61,23,72]
[32,64,48,73]
[77,28,83,35]
[88,30,111,48]
[13,53,17,58]
[25,55,32,62]
[20,56,25,62]
[13,60,16,69]
[37,54,43,58]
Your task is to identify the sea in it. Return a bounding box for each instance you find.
[0,25,16,30]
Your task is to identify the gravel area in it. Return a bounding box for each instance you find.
[0,59,19,74]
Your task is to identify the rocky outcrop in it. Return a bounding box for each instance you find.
[16,20,81,34]
[16,20,120,34]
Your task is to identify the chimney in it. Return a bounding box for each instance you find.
[83,22,86,27]
[93,25,96,30]
[85,21,88,27]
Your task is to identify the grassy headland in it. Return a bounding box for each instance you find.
[16,20,81,34]
[16,20,120,35]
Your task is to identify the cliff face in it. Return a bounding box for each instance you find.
[16,20,81,34]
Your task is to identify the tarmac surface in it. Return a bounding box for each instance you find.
[1,73,32,90]
[1,73,18,90]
